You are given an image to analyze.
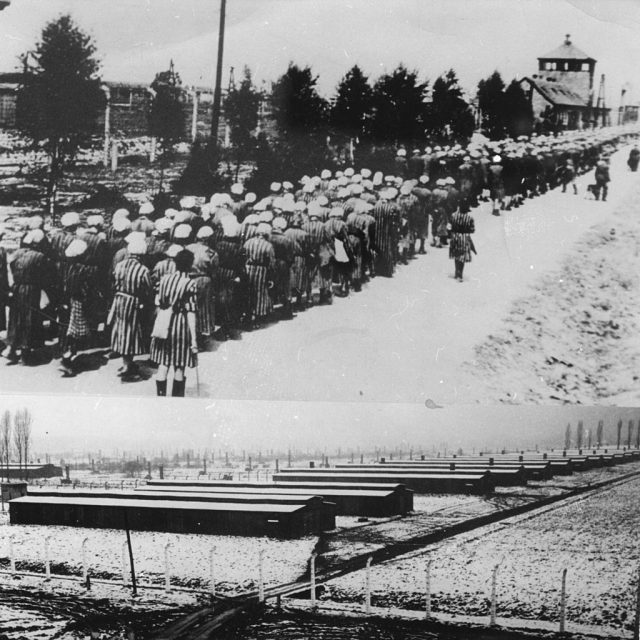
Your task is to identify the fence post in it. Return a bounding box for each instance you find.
[122,540,129,586]
[209,547,216,598]
[634,564,640,640]
[365,556,373,615]
[310,553,317,610]
[9,535,15,575]
[81,537,89,585]
[490,562,499,626]
[44,536,51,581]
[258,549,265,603]
[425,558,431,619]
[164,542,172,592]
[560,567,567,633]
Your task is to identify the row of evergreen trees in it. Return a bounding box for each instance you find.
[13,15,535,207]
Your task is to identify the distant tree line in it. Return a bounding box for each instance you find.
[0,408,33,481]
[13,14,534,206]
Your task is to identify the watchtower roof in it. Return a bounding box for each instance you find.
[538,35,595,62]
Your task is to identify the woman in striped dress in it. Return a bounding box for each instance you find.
[59,239,94,376]
[215,218,246,339]
[284,214,310,309]
[243,223,275,329]
[371,191,400,277]
[107,238,153,380]
[151,249,198,397]
[448,209,476,282]
[4,230,54,363]
[187,227,219,347]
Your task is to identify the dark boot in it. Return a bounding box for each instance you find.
[458,262,465,282]
[156,380,167,396]
[171,378,186,397]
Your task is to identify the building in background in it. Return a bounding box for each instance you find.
[519,35,610,131]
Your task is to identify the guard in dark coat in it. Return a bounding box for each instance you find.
[628,146,640,172]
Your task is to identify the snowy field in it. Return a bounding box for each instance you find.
[320,475,640,634]
[0,520,318,594]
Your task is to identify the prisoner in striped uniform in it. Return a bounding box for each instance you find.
[59,239,94,375]
[187,227,219,347]
[302,206,334,304]
[243,223,275,329]
[269,217,295,318]
[4,230,55,364]
[449,209,476,282]
[107,237,153,380]
[371,190,400,277]
[284,214,311,309]
[324,207,352,297]
[151,249,198,397]
[215,217,246,339]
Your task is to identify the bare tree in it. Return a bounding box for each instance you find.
[13,409,33,480]
[627,420,633,449]
[576,420,584,450]
[0,410,11,480]
[564,423,571,450]
[596,420,604,448]
[617,419,623,449]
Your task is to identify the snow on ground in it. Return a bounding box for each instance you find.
[0,523,317,593]
[463,173,640,404]
[320,475,640,633]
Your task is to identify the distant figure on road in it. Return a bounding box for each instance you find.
[560,159,577,195]
[627,146,640,172]
[487,155,505,216]
[593,160,611,201]
[448,208,476,282]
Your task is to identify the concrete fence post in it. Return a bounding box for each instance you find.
[164,542,172,592]
[209,547,216,598]
[122,540,129,586]
[9,535,15,574]
[490,562,499,626]
[44,536,51,581]
[560,567,567,634]
[365,556,373,615]
[258,549,265,603]
[310,553,317,610]
[425,558,432,619]
[634,564,640,640]
[81,537,89,584]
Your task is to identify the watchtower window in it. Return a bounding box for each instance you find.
[581,63,590,71]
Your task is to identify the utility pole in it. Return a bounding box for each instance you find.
[210,0,227,148]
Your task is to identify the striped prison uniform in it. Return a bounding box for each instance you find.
[269,230,295,305]
[7,247,54,350]
[449,212,476,263]
[108,257,152,356]
[150,272,198,369]
[372,200,400,277]
[302,219,333,293]
[215,237,246,331]
[187,242,218,337]
[284,226,310,298]
[243,236,275,319]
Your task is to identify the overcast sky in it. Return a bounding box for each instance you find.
[2,0,640,105]
[0,393,637,459]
